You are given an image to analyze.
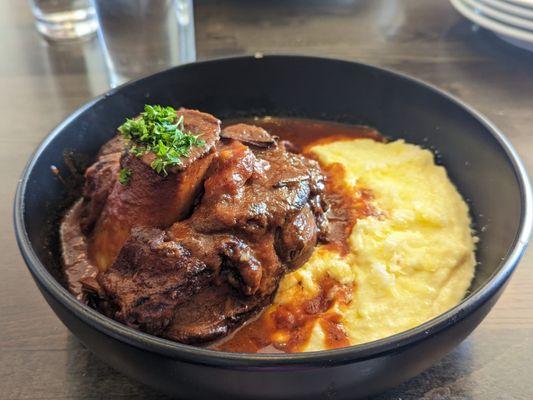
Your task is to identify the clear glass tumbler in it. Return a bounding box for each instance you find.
[30,0,98,41]
[94,0,196,88]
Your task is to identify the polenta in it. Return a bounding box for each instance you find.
[258,139,476,352]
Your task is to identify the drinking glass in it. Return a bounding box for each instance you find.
[94,0,196,88]
[30,0,98,41]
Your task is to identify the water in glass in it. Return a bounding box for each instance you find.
[94,0,196,88]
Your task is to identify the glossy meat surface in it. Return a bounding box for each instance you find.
[82,109,220,270]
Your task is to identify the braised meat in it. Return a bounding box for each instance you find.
[94,228,212,335]
[82,109,220,270]
[79,150,121,234]
[220,123,276,148]
[93,123,330,343]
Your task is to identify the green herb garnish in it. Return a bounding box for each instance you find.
[119,168,132,185]
[118,105,205,176]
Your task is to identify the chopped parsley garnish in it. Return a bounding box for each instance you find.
[119,168,132,185]
[118,105,205,176]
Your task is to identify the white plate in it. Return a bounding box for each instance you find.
[451,0,533,44]
[479,0,533,19]
[497,31,533,49]
[465,0,533,30]
[500,0,533,9]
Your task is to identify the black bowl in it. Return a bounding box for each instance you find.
[14,56,532,399]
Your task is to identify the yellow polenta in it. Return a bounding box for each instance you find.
[271,139,476,351]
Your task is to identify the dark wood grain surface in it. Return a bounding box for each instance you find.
[2,1,533,399]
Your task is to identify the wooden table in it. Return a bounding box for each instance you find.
[2,1,532,399]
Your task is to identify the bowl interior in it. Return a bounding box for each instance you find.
[20,56,525,342]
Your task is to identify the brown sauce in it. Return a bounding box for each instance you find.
[214,275,352,353]
[225,116,382,150]
[61,116,382,352]
[60,199,98,301]
[320,163,382,255]
[211,160,382,352]
[212,118,383,353]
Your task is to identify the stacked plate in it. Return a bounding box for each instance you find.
[450,0,533,51]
